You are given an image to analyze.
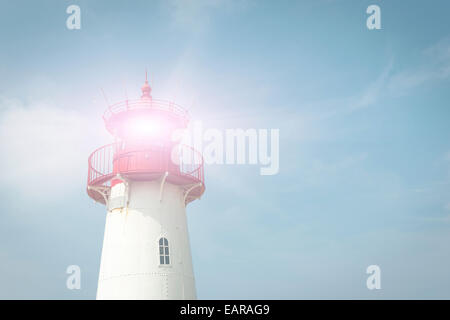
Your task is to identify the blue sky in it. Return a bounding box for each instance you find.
[0,0,449,299]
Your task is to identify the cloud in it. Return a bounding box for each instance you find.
[286,37,450,124]
[0,97,105,201]
[424,37,450,63]
[277,59,395,124]
[388,37,450,93]
[349,60,393,111]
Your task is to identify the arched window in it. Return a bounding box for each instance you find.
[159,237,170,265]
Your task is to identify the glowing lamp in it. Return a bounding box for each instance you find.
[124,116,163,139]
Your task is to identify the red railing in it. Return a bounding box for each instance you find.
[87,143,204,192]
[87,143,115,188]
[103,99,189,122]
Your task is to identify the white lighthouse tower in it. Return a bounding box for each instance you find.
[87,76,205,299]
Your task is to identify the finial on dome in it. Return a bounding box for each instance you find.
[141,69,152,99]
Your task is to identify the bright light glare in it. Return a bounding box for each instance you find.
[125,117,163,138]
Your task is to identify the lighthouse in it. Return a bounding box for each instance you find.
[87,76,205,299]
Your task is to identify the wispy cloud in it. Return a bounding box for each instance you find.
[0,97,105,201]
[388,37,450,93]
[290,37,450,122]
[349,60,394,111]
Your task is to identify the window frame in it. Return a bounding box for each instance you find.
[158,236,171,267]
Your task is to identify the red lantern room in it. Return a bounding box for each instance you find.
[87,75,205,205]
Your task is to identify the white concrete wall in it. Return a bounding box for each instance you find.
[96,180,197,300]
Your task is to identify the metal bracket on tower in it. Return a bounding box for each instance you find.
[159,171,169,202]
[183,183,202,205]
[87,185,110,205]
